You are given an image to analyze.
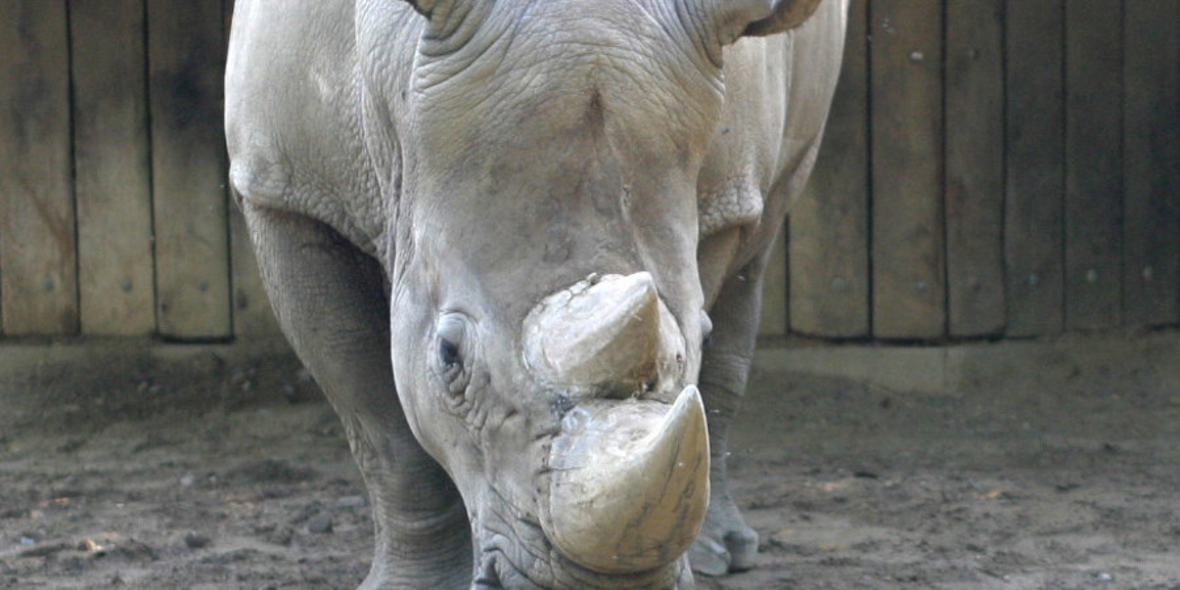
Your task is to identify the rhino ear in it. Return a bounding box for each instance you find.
[742,0,825,37]
[706,0,824,44]
[398,0,436,18]
[397,0,475,27]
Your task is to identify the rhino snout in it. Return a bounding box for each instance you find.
[540,385,710,574]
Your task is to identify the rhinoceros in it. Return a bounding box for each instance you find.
[225,0,847,587]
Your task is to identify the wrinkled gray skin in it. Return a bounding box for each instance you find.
[225,0,846,587]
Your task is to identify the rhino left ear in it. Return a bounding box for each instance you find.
[397,0,436,18]
[397,0,464,20]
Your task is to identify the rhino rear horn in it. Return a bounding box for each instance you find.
[524,272,679,392]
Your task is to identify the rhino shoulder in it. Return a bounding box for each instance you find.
[226,0,389,257]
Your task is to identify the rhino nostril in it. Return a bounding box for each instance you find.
[474,554,503,589]
[551,392,576,417]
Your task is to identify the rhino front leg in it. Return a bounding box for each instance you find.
[691,250,769,576]
[241,203,471,589]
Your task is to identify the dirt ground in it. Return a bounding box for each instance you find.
[1,330,1177,589]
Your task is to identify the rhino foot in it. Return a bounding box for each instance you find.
[689,492,759,576]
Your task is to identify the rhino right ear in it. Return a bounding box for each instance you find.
[703,0,825,46]
[742,0,825,37]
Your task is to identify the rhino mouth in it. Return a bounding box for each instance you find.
[473,505,693,590]
[539,386,709,574]
[470,386,707,589]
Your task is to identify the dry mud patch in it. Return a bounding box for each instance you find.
[1,332,1178,589]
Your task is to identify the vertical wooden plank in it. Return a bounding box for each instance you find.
[0,0,78,335]
[869,0,945,339]
[148,0,231,339]
[1122,0,1179,326]
[945,0,1005,337]
[758,228,788,337]
[229,201,280,336]
[789,0,870,338]
[1004,0,1065,337]
[1064,0,1123,330]
[70,0,155,335]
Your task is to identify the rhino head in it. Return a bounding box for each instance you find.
[360,0,823,585]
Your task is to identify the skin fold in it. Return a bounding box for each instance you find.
[225,0,847,587]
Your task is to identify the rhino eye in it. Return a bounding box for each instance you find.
[435,314,470,392]
[439,338,462,369]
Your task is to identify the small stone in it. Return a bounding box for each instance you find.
[296,368,315,383]
[266,526,294,546]
[307,513,333,534]
[184,532,211,549]
[337,495,367,509]
[180,473,196,487]
[1095,572,1113,582]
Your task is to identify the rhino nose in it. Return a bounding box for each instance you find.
[523,272,685,395]
[541,384,710,573]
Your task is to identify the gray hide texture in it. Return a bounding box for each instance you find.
[225,0,847,587]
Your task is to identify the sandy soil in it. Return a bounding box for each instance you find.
[1,331,1177,589]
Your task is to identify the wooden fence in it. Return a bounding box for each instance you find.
[760,0,1179,340]
[1,0,1177,342]
[0,0,273,340]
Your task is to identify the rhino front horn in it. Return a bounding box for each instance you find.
[541,385,710,573]
[523,272,682,392]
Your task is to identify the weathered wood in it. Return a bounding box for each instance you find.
[1004,0,1065,337]
[0,0,78,335]
[869,0,945,339]
[945,0,1005,337]
[148,0,231,339]
[1122,0,1179,326]
[758,228,788,337]
[229,198,281,336]
[788,0,869,338]
[70,0,156,335]
[1064,0,1123,330]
